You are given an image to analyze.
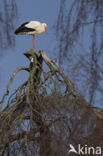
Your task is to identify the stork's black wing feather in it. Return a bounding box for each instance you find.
[14,26,36,34]
[21,22,29,27]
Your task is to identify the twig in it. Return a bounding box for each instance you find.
[0,67,29,109]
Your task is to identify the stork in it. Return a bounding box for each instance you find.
[14,21,48,50]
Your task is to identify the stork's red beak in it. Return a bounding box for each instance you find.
[45,27,48,34]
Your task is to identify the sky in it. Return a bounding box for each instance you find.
[0,0,60,101]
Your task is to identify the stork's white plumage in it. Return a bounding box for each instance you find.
[14,21,48,50]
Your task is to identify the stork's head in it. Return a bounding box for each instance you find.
[42,23,48,34]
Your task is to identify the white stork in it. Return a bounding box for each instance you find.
[14,21,48,50]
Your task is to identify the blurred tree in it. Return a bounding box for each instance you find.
[0,0,17,51]
[55,0,103,105]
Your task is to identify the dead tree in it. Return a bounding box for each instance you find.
[0,49,103,156]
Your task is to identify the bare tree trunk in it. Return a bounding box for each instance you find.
[24,49,52,156]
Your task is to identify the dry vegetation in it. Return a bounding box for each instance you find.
[0,49,103,156]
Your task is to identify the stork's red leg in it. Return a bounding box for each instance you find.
[32,35,35,50]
